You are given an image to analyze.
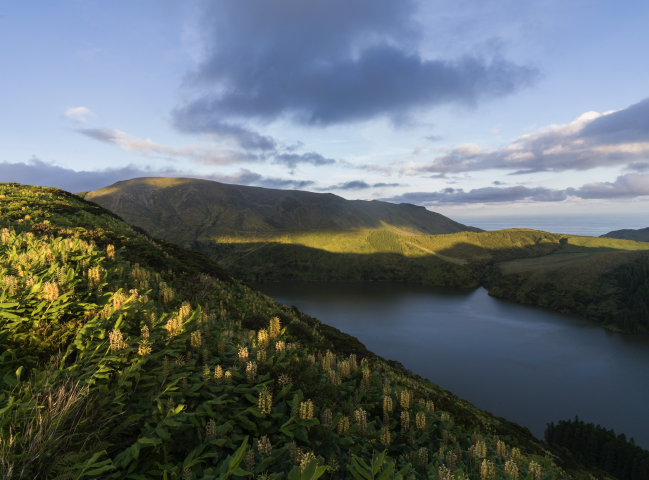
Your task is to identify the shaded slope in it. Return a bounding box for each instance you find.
[602,227,649,242]
[84,177,482,248]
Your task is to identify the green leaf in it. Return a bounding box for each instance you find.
[3,373,18,388]
[288,466,302,480]
[295,418,319,427]
[254,457,276,473]
[372,451,387,476]
[301,459,318,480]
[310,465,329,480]
[228,436,250,471]
[375,462,395,480]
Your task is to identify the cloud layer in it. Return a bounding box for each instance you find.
[382,173,649,205]
[77,128,336,169]
[0,159,312,194]
[172,0,537,130]
[402,98,649,175]
[318,180,402,191]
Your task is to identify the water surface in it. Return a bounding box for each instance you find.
[258,282,649,449]
[451,213,647,237]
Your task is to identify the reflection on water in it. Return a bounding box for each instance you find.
[258,282,649,449]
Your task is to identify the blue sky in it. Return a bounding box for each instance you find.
[1,0,648,220]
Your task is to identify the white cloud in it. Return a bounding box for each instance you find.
[400,98,649,175]
[64,106,96,123]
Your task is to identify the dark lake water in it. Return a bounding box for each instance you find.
[257,282,649,449]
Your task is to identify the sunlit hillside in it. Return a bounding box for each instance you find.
[1,182,597,479]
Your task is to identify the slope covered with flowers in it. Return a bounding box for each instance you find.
[0,183,580,480]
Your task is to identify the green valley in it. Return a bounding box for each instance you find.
[83,178,649,335]
[1,182,608,479]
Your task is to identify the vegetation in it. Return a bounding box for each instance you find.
[601,228,649,243]
[83,178,649,335]
[1,183,593,479]
[545,418,649,480]
[83,177,482,250]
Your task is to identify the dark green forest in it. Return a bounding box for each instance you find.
[545,418,649,480]
[611,257,649,333]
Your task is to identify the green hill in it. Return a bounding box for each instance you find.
[83,178,649,335]
[1,182,598,479]
[602,227,649,242]
[84,177,482,249]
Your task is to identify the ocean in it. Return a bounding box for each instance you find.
[450,213,647,237]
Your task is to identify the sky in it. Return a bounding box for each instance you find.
[1,0,648,221]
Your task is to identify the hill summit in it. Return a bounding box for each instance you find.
[84,177,482,248]
[601,227,649,242]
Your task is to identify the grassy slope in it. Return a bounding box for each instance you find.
[84,178,482,248]
[602,227,649,243]
[1,183,598,479]
[486,237,649,331]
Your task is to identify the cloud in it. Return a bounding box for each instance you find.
[0,158,314,194]
[77,128,263,165]
[626,162,649,172]
[77,127,338,170]
[318,180,402,191]
[567,173,649,199]
[383,186,567,205]
[172,0,537,128]
[207,169,315,190]
[401,98,649,175]
[373,182,401,188]
[64,106,96,123]
[341,162,395,175]
[272,152,336,169]
[0,158,174,193]
[381,173,649,205]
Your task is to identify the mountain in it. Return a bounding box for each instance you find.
[602,227,649,242]
[82,178,649,335]
[84,177,483,248]
[1,182,583,479]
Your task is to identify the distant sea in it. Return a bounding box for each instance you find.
[450,213,648,237]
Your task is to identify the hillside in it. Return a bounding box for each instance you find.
[1,182,597,479]
[602,227,649,242]
[84,177,482,248]
[83,178,649,334]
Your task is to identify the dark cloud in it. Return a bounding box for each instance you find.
[383,186,567,205]
[172,0,537,129]
[580,97,649,144]
[566,173,649,199]
[382,173,649,205]
[0,158,174,193]
[0,159,313,193]
[626,162,649,172]
[208,169,315,190]
[402,97,649,175]
[170,116,277,151]
[318,180,402,191]
[272,152,336,169]
[373,182,401,188]
[425,135,443,142]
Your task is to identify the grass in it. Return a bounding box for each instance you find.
[1,182,601,479]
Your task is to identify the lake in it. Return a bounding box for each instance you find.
[257,282,649,449]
